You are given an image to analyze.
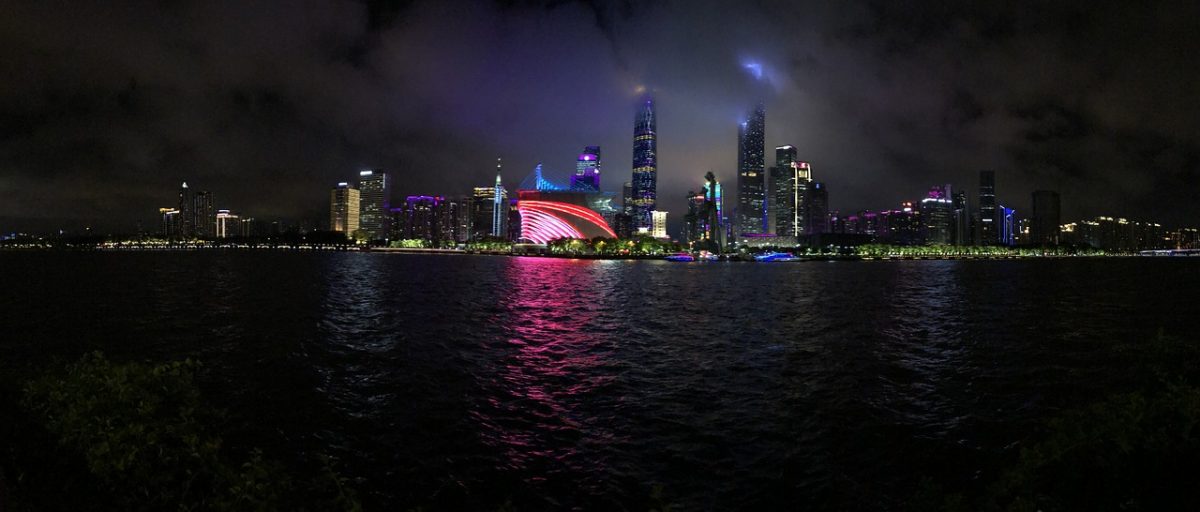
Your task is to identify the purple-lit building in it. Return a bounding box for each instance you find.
[570,146,601,192]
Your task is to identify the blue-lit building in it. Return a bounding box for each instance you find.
[999,205,1016,246]
[736,103,767,239]
[630,97,657,232]
[571,146,601,192]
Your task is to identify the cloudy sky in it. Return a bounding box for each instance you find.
[2,0,1198,233]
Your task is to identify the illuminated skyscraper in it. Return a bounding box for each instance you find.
[193,190,215,239]
[215,209,239,238]
[160,207,180,238]
[978,170,996,245]
[357,169,390,240]
[952,190,970,245]
[770,145,797,235]
[470,162,508,241]
[699,171,726,252]
[736,102,766,238]
[492,159,506,237]
[651,211,668,239]
[330,182,360,233]
[920,185,954,245]
[571,146,601,192]
[177,182,194,238]
[999,205,1016,246]
[630,97,657,231]
[1031,190,1061,246]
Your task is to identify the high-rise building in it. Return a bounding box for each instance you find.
[806,181,828,235]
[952,190,970,245]
[215,209,239,238]
[651,211,668,239]
[630,97,657,231]
[329,182,360,233]
[920,185,954,245]
[469,160,508,240]
[177,182,195,238]
[684,191,705,244]
[160,207,180,238]
[736,103,766,238]
[771,145,797,236]
[403,195,442,243]
[978,170,996,245]
[998,205,1016,246]
[357,169,390,240]
[193,191,215,239]
[621,181,633,215]
[699,171,726,252]
[1031,190,1061,246]
[571,146,601,192]
[491,162,506,237]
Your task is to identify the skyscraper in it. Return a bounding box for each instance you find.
[571,146,601,192]
[176,182,195,238]
[920,185,954,245]
[700,171,726,252]
[998,205,1016,246]
[357,169,390,240]
[492,159,506,237]
[771,145,797,236]
[469,161,508,241]
[1031,190,1061,246]
[978,170,997,245]
[736,102,766,238]
[630,97,657,231]
[651,211,668,239]
[330,182,360,233]
[952,190,970,245]
[805,182,828,235]
[193,190,215,239]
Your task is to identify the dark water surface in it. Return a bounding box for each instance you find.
[2,252,1196,510]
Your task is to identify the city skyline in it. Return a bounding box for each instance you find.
[1,1,1198,234]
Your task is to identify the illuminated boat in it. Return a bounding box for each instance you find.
[755,252,800,262]
[665,253,695,262]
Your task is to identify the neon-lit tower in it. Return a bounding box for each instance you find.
[492,158,506,237]
[571,146,601,191]
[737,102,766,238]
[630,97,657,232]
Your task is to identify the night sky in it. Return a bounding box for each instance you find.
[2,1,1198,233]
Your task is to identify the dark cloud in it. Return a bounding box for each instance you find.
[1,0,1197,233]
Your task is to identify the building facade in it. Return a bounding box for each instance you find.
[330,182,360,233]
[630,97,657,231]
[571,146,601,192]
[357,169,390,240]
[736,103,766,238]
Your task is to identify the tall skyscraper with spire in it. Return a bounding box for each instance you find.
[492,158,506,237]
[630,96,657,232]
[737,102,766,238]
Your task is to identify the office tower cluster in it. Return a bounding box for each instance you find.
[158,182,255,240]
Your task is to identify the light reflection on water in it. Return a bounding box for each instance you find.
[2,252,1197,510]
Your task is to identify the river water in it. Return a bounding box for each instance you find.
[1,252,1195,510]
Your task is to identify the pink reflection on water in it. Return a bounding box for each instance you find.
[472,257,623,496]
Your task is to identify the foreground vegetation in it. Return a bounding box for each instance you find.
[0,353,360,511]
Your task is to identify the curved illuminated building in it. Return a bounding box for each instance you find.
[517,164,617,244]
